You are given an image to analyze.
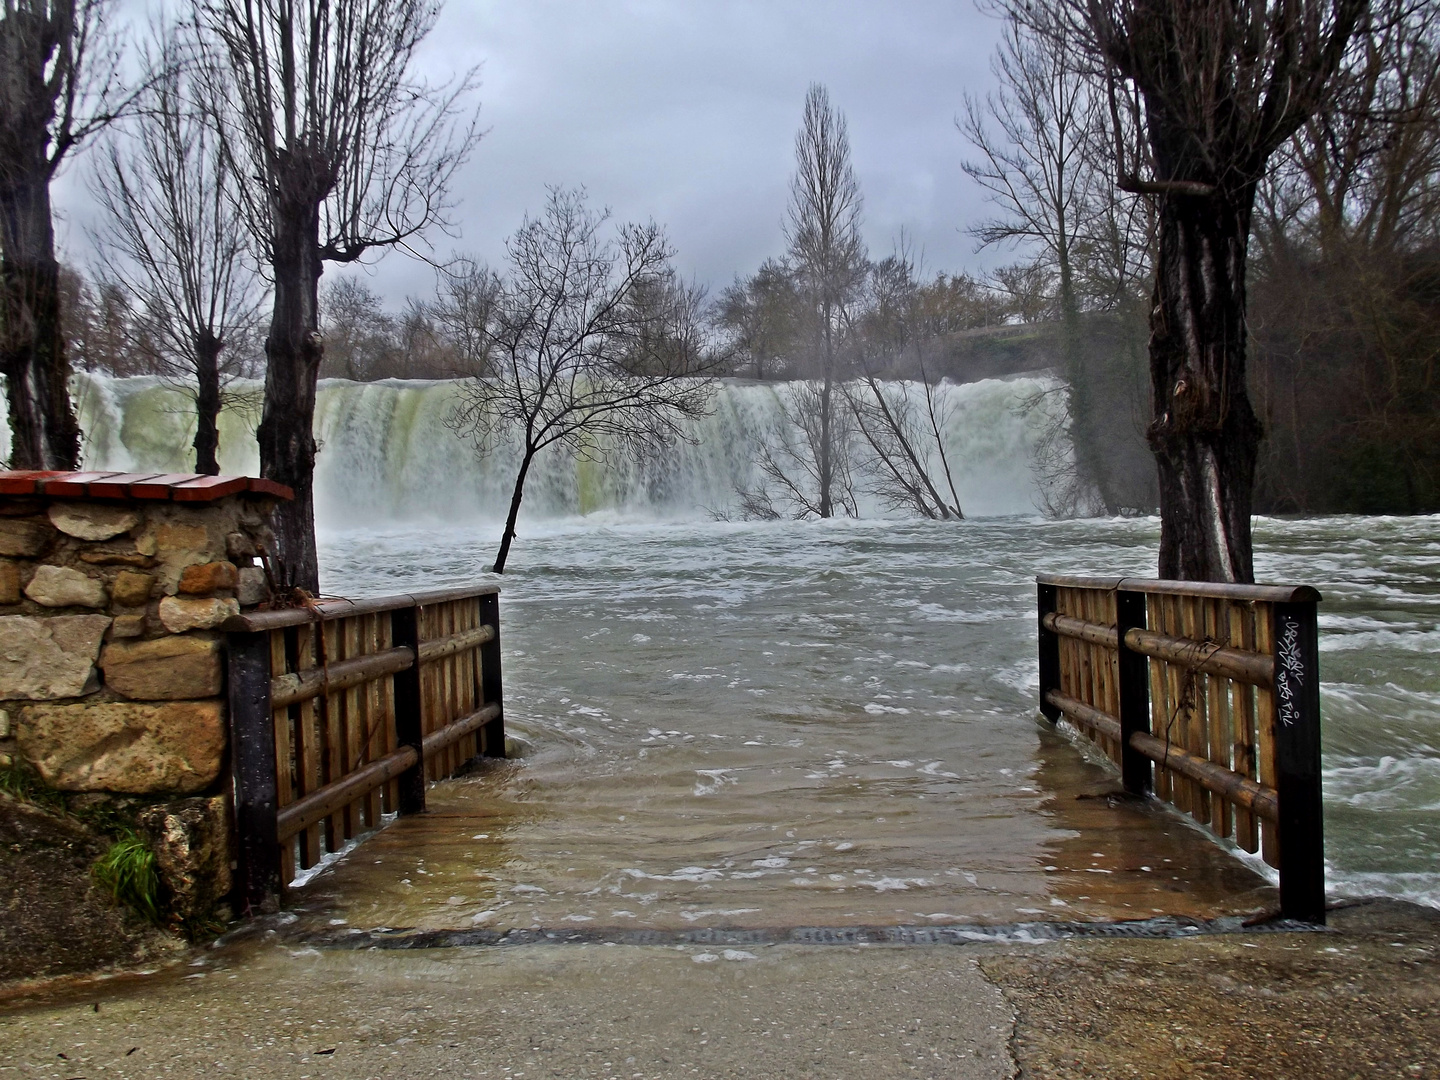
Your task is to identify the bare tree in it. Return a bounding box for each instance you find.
[960,7,1120,510]
[1068,0,1367,581]
[0,0,132,468]
[88,25,262,473]
[444,189,716,574]
[784,83,868,518]
[843,251,965,519]
[202,0,480,590]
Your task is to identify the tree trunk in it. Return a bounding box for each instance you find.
[0,167,82,471]
[493,451,533,574]
[257,202,325,592]
[193,330,223,475]
[1147,184,1263,583]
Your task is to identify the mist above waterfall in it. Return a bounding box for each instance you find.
[60,372,1067,527]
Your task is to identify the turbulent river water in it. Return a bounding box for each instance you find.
[302,513,1440,931]
[33,374,1440,926]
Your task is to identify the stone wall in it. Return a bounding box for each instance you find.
[0,472,290,923]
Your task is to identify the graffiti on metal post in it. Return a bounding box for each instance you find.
[1275,616,1304,728]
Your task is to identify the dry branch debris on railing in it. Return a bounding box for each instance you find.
[1036,575,1324,923]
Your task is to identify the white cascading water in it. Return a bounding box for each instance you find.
[60,372,1067,526]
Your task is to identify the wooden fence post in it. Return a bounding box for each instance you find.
[479,591,506,756]
[390,606,427,815]
[1037,583,1060,722]
[227,629,281,914]
[1272,599,1326,923]
[1115,587,1152,795]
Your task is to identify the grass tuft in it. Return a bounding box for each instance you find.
[92,829,162,924]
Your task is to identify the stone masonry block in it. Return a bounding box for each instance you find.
[0,615,111,700]
[0,561,20,605]
[25,565,108,609]
[108,615,146,639]
[0,518,55,558]
[17,699,225,793]
[47,503,140,541]
[137,795,233,923]
[101,634,222,700]
[179,561,238,595]
[236,566,268,608]
[111,570,155,608]
[158,595,240,633]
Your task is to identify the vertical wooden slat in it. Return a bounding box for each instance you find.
[340,615,363,837]
[1229,602,1260,853]
[1181,595,1212,827]
[379,612,399,814]
[1204,598,1232,841]
[321,620,345,855]
[296,625,322,869]
[1146,595,1171,804]
[1254,601,1279,867]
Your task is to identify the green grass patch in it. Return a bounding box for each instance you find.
[0,759,66,813]
[92,829,162,924]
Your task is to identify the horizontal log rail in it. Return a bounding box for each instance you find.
[1037,574,1321,605]
[222,585,501,633]
[1042,611,1274,686]
[277,745,419,841]
[1045,690,1279,824]
[418,624,494,663]
[1037,575,1323,923]
[270,646,415,709]
[274,702,502,842]
[267,625,497,709]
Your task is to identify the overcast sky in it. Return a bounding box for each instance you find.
[56,0,1012,306]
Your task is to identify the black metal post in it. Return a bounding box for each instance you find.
[1271,600,1326,923]
[1037,582,1060,722]
[479,590,506,757]
[390,606,427,815]
[227,630,282,914]
[1115,588,1152,795]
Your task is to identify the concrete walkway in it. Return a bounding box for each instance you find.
[0,940,1017,1079]
[4,901,1439,1079]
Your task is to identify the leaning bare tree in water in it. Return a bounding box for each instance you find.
[444,189,715,574]
[202,0,479,590]
[1045,0,1366,580]
[89,25,263,474]
[0,0,130,469]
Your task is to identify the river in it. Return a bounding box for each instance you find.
[45,374,1440,923]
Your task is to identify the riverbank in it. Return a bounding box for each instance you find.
[2,899,1434,1078]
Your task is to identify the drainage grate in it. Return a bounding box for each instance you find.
[298,914,1329,951]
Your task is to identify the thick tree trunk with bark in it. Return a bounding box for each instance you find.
[257,202,325,592]
[1146,183,1262,583]
[193,330,223,475]
[0,167,82,470]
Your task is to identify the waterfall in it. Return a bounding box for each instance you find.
[51,372,1067,525]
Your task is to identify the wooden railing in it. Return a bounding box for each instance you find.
[225,585,504,913]
[1036,575,1324,923]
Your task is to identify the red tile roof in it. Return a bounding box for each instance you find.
[0,471,293,502]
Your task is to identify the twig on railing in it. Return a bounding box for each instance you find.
[1159,638,1224,776]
